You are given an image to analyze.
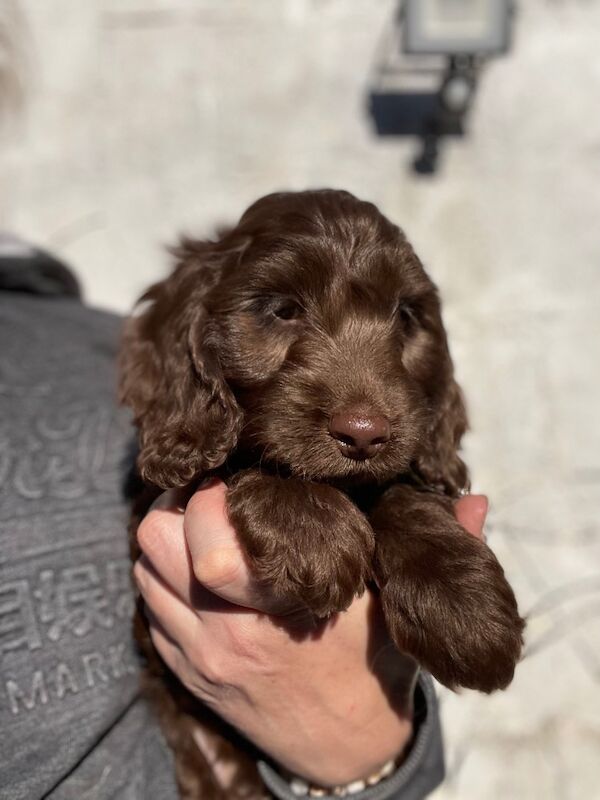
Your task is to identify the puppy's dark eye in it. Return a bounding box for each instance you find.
[272,299,302,321]
[395,301,420,332]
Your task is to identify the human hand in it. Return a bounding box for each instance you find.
[133,481,487,787]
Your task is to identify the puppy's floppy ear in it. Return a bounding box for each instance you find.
[119,236,244,489]
[413,376,469,497]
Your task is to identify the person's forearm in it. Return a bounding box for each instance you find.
[244,656,415,787]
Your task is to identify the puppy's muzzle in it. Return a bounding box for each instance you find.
[329,409,391,460]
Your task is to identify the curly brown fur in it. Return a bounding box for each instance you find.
[227,470,374,617]
[120,189,525,799]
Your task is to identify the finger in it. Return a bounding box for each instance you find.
[146,611,186,677]
[134,554,205,646]
[184,480,274,612]
[136,502,196,606]
[454,494,488,540]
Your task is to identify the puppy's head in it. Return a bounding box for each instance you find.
[120,190,468,493]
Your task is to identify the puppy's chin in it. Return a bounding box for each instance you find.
[276,446,412,485]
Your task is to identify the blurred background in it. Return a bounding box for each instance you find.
[1,1,599,798]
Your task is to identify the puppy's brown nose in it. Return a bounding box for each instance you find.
[329,410,391,460]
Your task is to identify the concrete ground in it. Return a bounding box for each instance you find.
[1,1,599,798]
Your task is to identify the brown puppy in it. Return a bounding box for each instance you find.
[120,189,525,798]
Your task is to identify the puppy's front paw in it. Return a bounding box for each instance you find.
[227,471,375,617]
[378,530,525,692]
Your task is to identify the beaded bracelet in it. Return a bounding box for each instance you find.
[286,758,397,797]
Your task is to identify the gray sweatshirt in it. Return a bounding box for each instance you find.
[0,266,444,800]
